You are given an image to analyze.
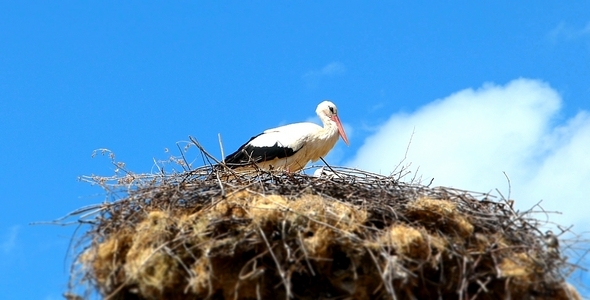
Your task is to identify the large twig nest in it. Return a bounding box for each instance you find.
[66,157,580,299]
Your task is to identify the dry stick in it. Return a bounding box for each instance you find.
[318,157,343,179]
[91,148,128,176]
[426,177,434,187]
[366,247,397,300]
[280,219,292,263]
[101,237,141,299]
[502,171,512,202]
[215,171,226,199]
[194,137,240,180]
[457,255,468,300]
[256,225,292,299]
[296,231,316,276]
[33,203,108,225]
[99,149,133,177]
[65,223,87,281]
[392,128,414,179]
[572,247,590,270]
[238,252,266,280]
[189,136,222,166]
[163,245,194,281]
[195,141,210,168]
[409,165,420,184]
[256,283,262,300]
[218,133,226,164]
[104,282,130,300]
[176,141,191,171]
[152,157,165,177]
[235,252,267,300]
[470,277,492,300]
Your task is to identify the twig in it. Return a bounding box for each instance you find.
[218,133,226,164]
[176,141,191,171]
[256,225,291,299]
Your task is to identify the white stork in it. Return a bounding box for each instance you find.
[224,100,349,172]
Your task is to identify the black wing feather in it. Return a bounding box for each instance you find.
[224,133,297,168]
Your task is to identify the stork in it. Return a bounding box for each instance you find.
[224,100,349,172]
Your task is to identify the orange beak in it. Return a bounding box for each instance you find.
[331,115,350,146]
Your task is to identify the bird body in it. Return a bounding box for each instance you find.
[224,101,349,172]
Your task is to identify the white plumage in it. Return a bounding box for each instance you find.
[224,100,349,172]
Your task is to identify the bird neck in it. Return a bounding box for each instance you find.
[320,115,335,129]
[318,117,339,139]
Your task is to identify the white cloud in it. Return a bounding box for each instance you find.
[347,78,590,230]
[523,112,590,225]
[303,62,346,88]
[548,22,590,42]
[311,62,346,76]
[1,225,19,254]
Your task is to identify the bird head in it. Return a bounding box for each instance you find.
[317,100,350,146]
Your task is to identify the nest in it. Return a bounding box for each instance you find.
[66,148,581,300]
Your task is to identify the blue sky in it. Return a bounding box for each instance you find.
[1,2,589,299]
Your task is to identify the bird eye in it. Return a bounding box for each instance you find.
[329,106,335,114]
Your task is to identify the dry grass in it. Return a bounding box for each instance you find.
[62,146,583,300]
